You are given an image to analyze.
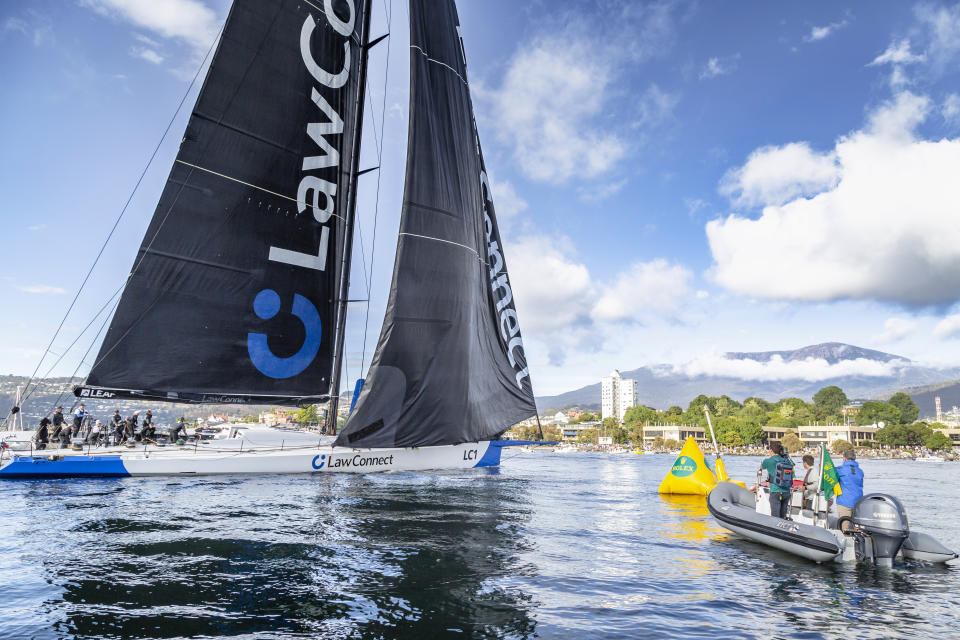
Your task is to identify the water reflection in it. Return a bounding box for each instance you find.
[4,454,959,640]
[29,470,537,639]
[657,494,726,543]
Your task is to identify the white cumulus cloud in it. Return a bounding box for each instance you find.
[592,259,692,323]
[508,235,593,336]
[707,91,960,307]
[483,35,625,184]
[18,284,66,294]
[634,83,680,128]
[805,20,849,43]
[873,317,917,343]
[507,234,697,365]
[132,47,164,64]
[81,0,219,58]
[507,234,596,366]
[934,314,960,340]
[943,93,960,125]
[915,3,960,73]
[719,142,839,207]
[700,55,739,79]
[670,352,908,382]
[489,178,527,229]
[869,38,926,66]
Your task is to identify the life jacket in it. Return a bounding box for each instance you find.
[773,455,794,489]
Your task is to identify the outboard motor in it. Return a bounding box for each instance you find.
[850,494,910,567]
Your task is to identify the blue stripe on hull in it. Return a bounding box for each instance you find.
[474,442,503,468]
[0,455,130,479]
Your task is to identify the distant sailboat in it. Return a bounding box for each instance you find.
[0,0,542,478]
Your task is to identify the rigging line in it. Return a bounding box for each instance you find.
[355,43,389,288]
[352,23,390,300]
[399,232,478,255]
[409,44,466,86]
[19,283,125,408]
[360,0,392,374]
[172,160,346,224]
[10,22,224,418]
[48,293,121,416]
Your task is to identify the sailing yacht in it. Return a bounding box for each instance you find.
[0,0,543,478]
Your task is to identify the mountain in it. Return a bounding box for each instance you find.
[726,342,907,365]
[535,342,960,412]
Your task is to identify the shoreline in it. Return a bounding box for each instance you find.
[530,443,958,460]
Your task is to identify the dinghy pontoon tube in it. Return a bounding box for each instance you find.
[708,482,957,565]
[708,481,843,562]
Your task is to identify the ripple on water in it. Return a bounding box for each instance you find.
[0,454,958,639]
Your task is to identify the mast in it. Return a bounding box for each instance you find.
[328,0,375,433]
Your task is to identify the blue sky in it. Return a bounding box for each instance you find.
[2,0,960,397]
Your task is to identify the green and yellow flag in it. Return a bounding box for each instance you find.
[820,445,842,499]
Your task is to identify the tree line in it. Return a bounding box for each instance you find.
[515,386,954,451]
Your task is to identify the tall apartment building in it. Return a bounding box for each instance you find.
[601,370,638,423]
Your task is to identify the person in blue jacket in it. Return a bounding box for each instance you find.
[836,449,864,525]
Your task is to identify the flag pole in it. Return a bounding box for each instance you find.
[816,443,826,523]
[704,408,728,481]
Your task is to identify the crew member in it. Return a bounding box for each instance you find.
[35,417,50,450]
[87,421,103,445]
[111,410,123,445]
[752,442,794,519]
[139,410,154,442]
[121,417,135,444]
[123,411,139,442]
[73,404,86,433]
[141,416,156,442]
[51,406,66,445]
[170,417,188,443]
[836,450,864,526]
[799,454,817,510]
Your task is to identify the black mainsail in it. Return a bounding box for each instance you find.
[335,0,537,448]
[77,0,368,406]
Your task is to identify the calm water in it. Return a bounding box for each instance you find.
[1,452,957,639]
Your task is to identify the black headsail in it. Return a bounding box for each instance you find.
[335,0,537,448]
[77,0,368,406]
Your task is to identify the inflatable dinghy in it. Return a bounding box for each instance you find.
[708,482,957,565]
[708,481,843,562]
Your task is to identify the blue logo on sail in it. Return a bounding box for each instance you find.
[247,289,322,379]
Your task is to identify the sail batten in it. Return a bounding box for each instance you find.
[335,0,537,449]
[82,0,368,404]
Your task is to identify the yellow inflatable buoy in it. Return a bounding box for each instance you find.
[714,456,730,482]
[658,437,718,496]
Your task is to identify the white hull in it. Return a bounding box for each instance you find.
[0,440,506,478]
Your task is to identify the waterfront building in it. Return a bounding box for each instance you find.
[933,425,960,447]
[797,424,877,447]
[641,425,708,445]
[601,370,638,423]
[560,421,600,441]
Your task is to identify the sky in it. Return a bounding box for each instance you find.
[2,0,960,398]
